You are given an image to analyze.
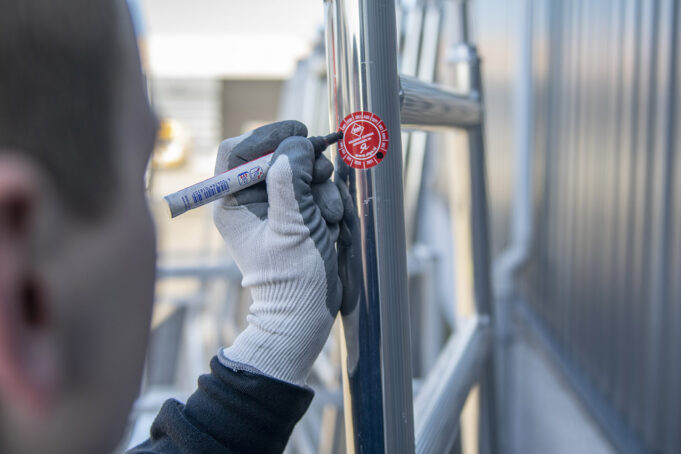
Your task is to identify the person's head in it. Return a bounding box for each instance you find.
[0,1,158,453]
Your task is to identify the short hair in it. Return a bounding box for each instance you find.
[0,0,119,217]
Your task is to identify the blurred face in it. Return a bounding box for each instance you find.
[0,3,158,454]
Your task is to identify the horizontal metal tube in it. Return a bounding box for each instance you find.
[158,249,432,280]
[414,315,491,454]
[399,75,482,129]
[156,262,241,280]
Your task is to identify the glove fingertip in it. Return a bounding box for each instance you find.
[285,119,308,138]
[312,155,334,183]
[313,181,343,224]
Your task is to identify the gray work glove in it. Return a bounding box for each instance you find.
[213,120,344,386]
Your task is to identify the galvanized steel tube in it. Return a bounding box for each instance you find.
[465,46,499,454]
[399,75,482,129]
[414,316,491,454]
[323,1,415,453]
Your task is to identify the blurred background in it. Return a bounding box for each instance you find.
[122,0,681,453]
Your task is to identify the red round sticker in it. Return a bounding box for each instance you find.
[338,111,389,169]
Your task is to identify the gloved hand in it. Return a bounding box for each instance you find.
[213,120,344,386]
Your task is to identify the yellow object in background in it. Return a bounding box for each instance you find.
[153,118,191,169]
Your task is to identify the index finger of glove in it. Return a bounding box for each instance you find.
[215,120,308,175]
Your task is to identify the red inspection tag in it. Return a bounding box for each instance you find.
[338,111,389,170]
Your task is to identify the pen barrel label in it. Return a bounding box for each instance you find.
[338,111,389,170]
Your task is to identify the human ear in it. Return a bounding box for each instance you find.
[0,154,58,418]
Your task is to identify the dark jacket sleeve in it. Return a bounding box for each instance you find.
[127,356,314,454]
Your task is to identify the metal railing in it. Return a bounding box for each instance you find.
[324,0,497,452]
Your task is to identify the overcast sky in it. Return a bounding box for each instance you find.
[137,0,325,78]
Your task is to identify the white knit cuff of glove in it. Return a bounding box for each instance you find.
[218,281,335,386]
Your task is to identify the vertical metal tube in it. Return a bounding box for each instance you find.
[466,47,499,454]
[490,0,534,451]
[324,1,415,453]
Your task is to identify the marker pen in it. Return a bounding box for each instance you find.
[164,131,342,218]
